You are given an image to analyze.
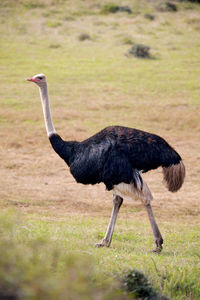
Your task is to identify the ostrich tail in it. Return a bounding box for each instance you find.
[162,160,185,192]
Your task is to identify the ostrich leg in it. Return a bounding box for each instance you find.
[145,203,163,253]
[96,195,123,247]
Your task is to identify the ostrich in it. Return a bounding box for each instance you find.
[27,73,185,253]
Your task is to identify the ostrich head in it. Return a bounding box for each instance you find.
[27,73,46,87]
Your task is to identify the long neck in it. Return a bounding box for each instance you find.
[39,83,56,137]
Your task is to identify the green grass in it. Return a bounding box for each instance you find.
[0,211,117,300]
[0,210,200,299]
[0,0,200,299]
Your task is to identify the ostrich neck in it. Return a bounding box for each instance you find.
[39,84,56,137]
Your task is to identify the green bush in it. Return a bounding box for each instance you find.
[144,14,155,20]
[78,33,91,41]
[121,269,169,300]
[0,212,123,300]
[101,4,132,14]
[126,44,151,58]
[101,3,119,14]
[156,2,178,12]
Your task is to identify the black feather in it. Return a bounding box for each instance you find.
[49,126,182,190]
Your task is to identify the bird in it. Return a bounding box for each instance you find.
[27,73,185,253]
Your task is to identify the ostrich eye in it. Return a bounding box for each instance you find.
[37,76,43,80]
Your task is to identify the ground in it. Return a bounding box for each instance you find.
[0,0,200,299]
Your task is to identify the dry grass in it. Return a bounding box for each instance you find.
[1,119,199,221]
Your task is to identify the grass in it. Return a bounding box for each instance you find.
[0,0,200,299]
[0,212,120,300]
[0,210,200,299]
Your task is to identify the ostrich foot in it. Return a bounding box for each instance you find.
[95,239,110,248]
[152,237,163,254]
[152,245,162,254]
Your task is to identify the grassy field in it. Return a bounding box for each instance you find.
[0,0,200,299]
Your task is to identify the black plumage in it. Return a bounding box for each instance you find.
[49,125,182,191]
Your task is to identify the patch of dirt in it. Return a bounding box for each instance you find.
[1,125,200,224]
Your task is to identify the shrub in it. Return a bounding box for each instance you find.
[144,13,155,20]
[121,269,169,299]
[118,6,132,14]
[101,4,132,14]
[49,44,61,49]
[156,2,178,12]
[101,3,119,14]
[126,44,151,58]
[78,33,91,41]
[0,212,125,300]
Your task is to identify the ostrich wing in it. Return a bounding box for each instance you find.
[69,140,142,191]
[101,149,142,191]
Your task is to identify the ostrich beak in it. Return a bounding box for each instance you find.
[26,77,39,82]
